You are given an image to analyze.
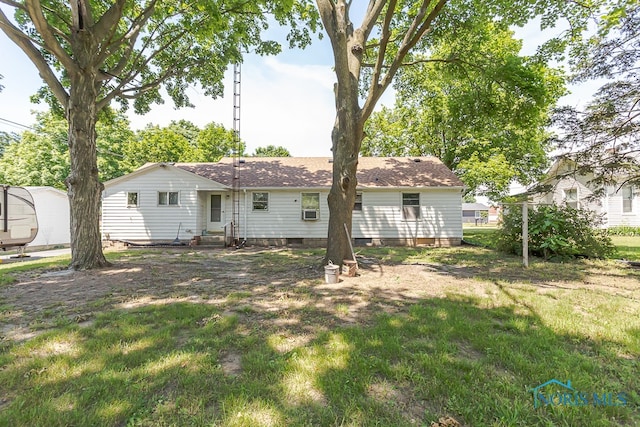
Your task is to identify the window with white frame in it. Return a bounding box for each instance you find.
[622,186,634,213]
[301,192,320,220]
[158,191,179,206]
[127,192,139,207]
[564,188,578,209]
[353,192,363,211]
[252,192,269,211]
[402,193,420,220]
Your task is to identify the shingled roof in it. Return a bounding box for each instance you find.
[175,156,463,188]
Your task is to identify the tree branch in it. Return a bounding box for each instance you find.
[0,0,26,10]
[92,0,127,44]
[366,0,396,116]
[316,0,337,43]
[0,7,69,107]
[359,0,386,40]
[362,0,448,120]
[25,0,77,72]
[95,0,158,73]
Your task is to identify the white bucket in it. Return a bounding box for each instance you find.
[324,264,340,284]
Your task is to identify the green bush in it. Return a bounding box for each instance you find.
[496,204,615,260]
[607,226,640,236]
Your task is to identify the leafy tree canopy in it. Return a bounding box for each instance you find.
[1,0,320,115]
[362,21,565,199]
[124,124,192,168]
[0,111,69,188]
[123,121,244,168]
[191,122,243,162]
[0,109,134,187]
[0,131,19,157]
[252,145,291,157]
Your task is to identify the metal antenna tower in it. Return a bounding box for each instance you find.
[231,63,241,245]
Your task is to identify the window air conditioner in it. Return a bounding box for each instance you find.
[302,209,318,220]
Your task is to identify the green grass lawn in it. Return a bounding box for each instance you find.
[611,235,640,261]
[0,247,638,426]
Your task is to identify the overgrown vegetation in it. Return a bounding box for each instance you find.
[608,226,640,236]
[496,204,615,260]
[0,247,638,426]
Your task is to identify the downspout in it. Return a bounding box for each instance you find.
[243,189,248,241]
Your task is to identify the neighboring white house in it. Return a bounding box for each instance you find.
[26,186,71,248]
[530,158,640,227]
[462,203,489,224]
[102,157,464,247]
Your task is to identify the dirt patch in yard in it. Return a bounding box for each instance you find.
[1,247,639,343]
[0,248,478,342]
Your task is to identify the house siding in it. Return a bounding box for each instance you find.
[102,167,224,241]
[241,190,330,239]
[533,170,640,227]
[102,163,463,246]
[538,175,603,215]
[606,187,640,227]
[352,190,462,239]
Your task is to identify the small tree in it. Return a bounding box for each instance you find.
[496,204,615,260]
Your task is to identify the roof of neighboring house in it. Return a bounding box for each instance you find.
[462,203,489,211]
[175,156,464,188]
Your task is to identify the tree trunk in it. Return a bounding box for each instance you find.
[320,1,366,267]
[326,116,362,266]
[66,69,110,270]
[325,75,364,266]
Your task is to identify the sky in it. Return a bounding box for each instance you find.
[0,11,601,158]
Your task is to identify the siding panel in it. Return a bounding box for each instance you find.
[102,167,221,241]
[103,166,463,242]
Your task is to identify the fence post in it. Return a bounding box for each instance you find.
[522,202,529,267]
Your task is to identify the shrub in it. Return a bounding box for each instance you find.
[496,204,615,260]
[607,226,640,236]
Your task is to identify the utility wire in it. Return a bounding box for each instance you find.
[0,117,34,131]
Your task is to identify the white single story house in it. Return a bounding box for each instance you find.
[101,157,464,247]
[26,186,71,249]
[530,158,639,227]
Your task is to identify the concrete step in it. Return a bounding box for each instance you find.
[191,234,225,247]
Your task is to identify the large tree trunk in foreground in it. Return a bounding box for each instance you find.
[326,110,363,266]
[322,0,366,267]
[66,42,110,270]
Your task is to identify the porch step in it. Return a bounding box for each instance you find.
[195,235,225,247]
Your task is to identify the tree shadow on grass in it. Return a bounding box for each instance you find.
[357,245,640,287]
[0,266,638,426]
